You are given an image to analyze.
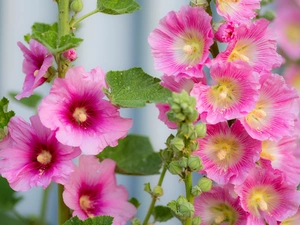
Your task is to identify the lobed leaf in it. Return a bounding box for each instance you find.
[152,205,174,222]
[0,97,15,129]
[97,0,141,15]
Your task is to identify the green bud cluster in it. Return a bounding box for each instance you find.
[167,195,195,220]
[167,91,198,124]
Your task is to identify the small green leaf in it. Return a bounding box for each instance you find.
[152,205,174,222]
[9,92,42,109]
[63,216,113,225]
[0,176,22,210]
[129,197,141,209]
[31,22,58,33]
[57,34,83,53]
[24,33,31,43]
[31,30,58,53]
[0,97,15,129]
[98,135,162,175]
[97,0,141,15]
[144,182,152,194]
[105,68,172,108]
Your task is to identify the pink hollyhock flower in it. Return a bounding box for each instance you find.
[215,19,283,73]
[260,137,300,186]
[63,155,136,224]
[235,166,300,225]
[156,74,205,129]
[191,62,260,124]
[38,66,132,155]
[283,64,300,95]
[274,3,300,59]
[16,39,53,100]
[216,0,261,24]
[280,207,300,225]
[214,21,236,43]
[148,5,213,77]
[194,120,261,185]
[240,72,299,141]
[194,186,248,225]
[0,115,80,191]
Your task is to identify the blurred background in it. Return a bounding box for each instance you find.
[0,0,299,225]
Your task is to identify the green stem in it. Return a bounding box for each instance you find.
[206,0,219,58]
[70,9,100,28]
[184,171,194,225]
[58,184,70,225]
[142,166,167,225]
[40,185,51,225]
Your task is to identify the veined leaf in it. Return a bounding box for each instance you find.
[97,0,141,15]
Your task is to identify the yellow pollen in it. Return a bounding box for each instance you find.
[183,44,196,55]
[73,107,87,123]
[214,213,226,224]
[34,70,39,77]
[217,143,231,161]
[79,195,92,212]
[229,50,250,62]
[219,90,228,99]
[37,150,52,165]
[260,151,275,161]
[252,109,267,119]
[256,198,268,211]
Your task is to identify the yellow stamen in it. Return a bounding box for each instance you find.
[73,107,87,123]
[219,90,228,100]
[79,195,94,217]
[214,213,226,224]
[37,150,52,165]
[34,70,39,77]
[217,143,231,161]
[183,44,195,55]
[256,198,268,211]
[229,50,250,62]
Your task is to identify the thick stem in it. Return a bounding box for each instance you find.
[184,171,194,225]
[142,166,167,225]
[58,184,70,225]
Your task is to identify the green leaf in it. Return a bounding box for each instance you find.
[31,30,58,53]
[9,92,42,109]
[57,35,83,53]
[97,0,141,15]
[0,211,25,225]
[152,205,174,222]
[0,176,22,210]
[98,135,162,175]
[129,197,141,209]
[105,68,172,108]
[24,33,31,43]
[63,216,113,225]
[31,22,58,33]
[0,97,15,129]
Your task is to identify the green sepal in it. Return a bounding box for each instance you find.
[63,216,113,225]
[104,68,172,108]
[98,135,162,175]
[152,205,174,222]
[97,0,141,15]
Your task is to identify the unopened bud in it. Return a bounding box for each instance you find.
[62,48,77,62]
[180,123,194,138]
[153,186,164,197]
[131,218,142,225]
[188,155,202,172]
[70,0,83,13]
[190,0,209,9]
[191,185,202,197]
[189,141,199,152]
[194,123,206,138]
[159,149,173,162]
[170,137,185,152]
[261,10,276,22]
[178,157,188,168]
[178,202,194,218]
[168,161,183,175]
[192,216,201,225]
[197,177,212,192]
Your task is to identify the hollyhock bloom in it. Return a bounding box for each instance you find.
[194,186,247,225]
[283,64,300,95]
[38,66,132,155]
[216,0,261,24]
[148,5,213,77]
[260,137,300,186]
[191,62,260,124]
[214,21,236,43]
[240,72,299,141]
[63,155,136,224]
[0,115,80,191]
[215,19,283,73]
[156,74,205,129]
[280,207,300,225]
[273,5,300,59]
[235,166,300,225]
[194,120,261,185]
[16,39,53,100]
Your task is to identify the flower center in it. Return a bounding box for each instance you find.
[285,23,300,44]
[214,213,226,224]
[73,107,87,123]
[183,44,196,55]
[217,143,231,160]
[37,150,52,165]
[255,196,268,211]
[34,70,39,77]
[79,195,94,218]
[229,50,250,62]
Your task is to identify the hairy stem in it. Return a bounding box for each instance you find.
[142,165,168,225]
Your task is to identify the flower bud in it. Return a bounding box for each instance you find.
[168,161,182,175]
[70,0,83,13]
[131,218,142,225]
[178,202,194,218]
[188,155,202,172]
[170,137,185,152]
[177,195,188,205]
[159,149,173,162]
[194,123,206,138]
[192,216,201,225]
[189,140,199,152]
[153,185,164,197]
[178,157,188,168]
[190,0,209,9]
[197,177,212,192]
[191,185,202,197]
[180,123,194,138]
[186,110,198,123]
[62,48,77,62]
[261,10,276,22]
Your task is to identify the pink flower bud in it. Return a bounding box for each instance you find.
[62,48,77,62]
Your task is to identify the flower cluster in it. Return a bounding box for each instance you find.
[149,2,300,224]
